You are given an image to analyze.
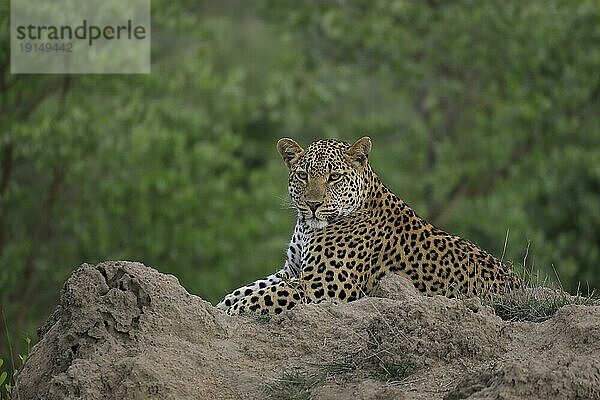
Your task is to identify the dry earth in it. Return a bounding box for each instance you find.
[14,261,600,400]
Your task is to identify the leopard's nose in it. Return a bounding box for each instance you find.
[306,201,323,213]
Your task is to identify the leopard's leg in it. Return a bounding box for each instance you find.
[226,278,306,315]
[216,224,305,310]
[216,259,302,310]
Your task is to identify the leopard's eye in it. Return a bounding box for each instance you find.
[296,171,308,181]
[328,172,343,182]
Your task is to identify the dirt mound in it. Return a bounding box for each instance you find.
[15,261,600,400]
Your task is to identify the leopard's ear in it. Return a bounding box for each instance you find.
[277,138,304,169]
[345,136,372,166]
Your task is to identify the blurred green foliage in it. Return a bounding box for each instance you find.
[0,0,599,369]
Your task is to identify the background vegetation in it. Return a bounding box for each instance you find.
[1,0,599,375]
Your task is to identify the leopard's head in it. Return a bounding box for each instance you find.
[277,137,372,229]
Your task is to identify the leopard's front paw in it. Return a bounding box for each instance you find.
[215,293,238,310]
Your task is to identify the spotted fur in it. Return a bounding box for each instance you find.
[216,137,522,315]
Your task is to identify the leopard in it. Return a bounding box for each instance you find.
[216,137,522,315]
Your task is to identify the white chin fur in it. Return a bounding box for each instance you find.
[305,218,328,229]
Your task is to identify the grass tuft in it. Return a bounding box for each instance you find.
[0,334,31,400]
[265,360,360,399]
[481,261,599,323]
[317,361,356,376]
[252,314,273,323]
[372,359,417,382]
[484,287,598,323]
[264,370,319,400]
